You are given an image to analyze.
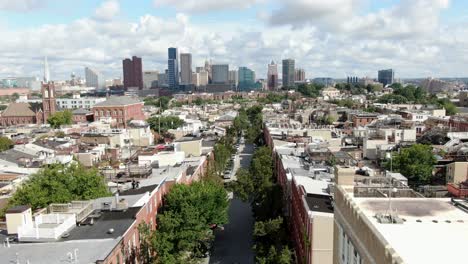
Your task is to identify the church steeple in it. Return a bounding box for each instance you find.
[44,56,50,83]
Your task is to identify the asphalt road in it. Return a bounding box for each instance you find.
[208,143,255,264]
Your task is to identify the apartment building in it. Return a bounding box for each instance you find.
[333,166,468,264]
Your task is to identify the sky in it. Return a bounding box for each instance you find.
[0,0,467,80]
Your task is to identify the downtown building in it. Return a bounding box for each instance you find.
[85,67,105,89]
[295,68,306,83]
[168,47,179,90]
[377,69,394,87]
[180,53,193,86]
[238,66,256,91]
[282,59,295,88]
[122,56,143,90]
[267,61,278,90]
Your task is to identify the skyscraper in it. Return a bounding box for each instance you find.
[295,68,305,82]
[122,56,143,90]
[267,61,278,90]
[238,66,256,91]
[180,53,192,85]
[282,59,295,88]
[204,60,212,83]
[168,47,179,89]
[378,69,394,87]
[211,64,229,84]
[143,71,159,89]
[85,67,105,89]
[228,70,238,87]
[44,56,50,83]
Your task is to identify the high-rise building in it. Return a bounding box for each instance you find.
[168,47,179,89]
[282,59,295,88]
[44,56,50,83]
[198,71,209,86]
[378,69,394,87]
[267,61,278,90]
[192,73,200,87]
[143,71,159,89]
[204,60,212,83]
[228,70,238,87]
[180,53,192,85]
[211,64,229,84]
[238,67,256,91]
[295,68,305,82]
[157,72,168,87]
[85,67,105,89]
[122,56,143,90]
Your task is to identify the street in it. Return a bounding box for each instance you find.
[208,143,255,264]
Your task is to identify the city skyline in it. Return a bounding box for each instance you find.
[0,0,466,80]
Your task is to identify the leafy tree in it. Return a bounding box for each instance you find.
[5,163,110,212]
[213,142,232,175]
[377,94,408,104]
[0,136,13,151]
[297,83,324,97]
[47,110,73,128]
[146,180,229,263]
[384,144,436,186]
[147,115,184,133]
[143,96,172,111]
[254,217,292,264]
[436,98,458,116]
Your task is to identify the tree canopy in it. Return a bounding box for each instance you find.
[141,180,229,263]
[143,96,172,111]
[47,110,73,128]
[147,115,184,133]
[385,144,436,186]
[297,83,324,98]
[4,163,110,212]
[0,136,13,152]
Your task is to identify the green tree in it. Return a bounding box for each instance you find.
[377,94,408,104]
[297,83,324,97]
[385,144,436,186]
[146,180,229,263]
[47,110,73,128]
[0,136,13,151]
[5,163,110,212]
[143,96,172,111]
[147,115,184,133]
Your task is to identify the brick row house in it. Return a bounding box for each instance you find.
[92,97,145,128]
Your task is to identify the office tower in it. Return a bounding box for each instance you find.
[267,61,278,90]
[44,56,50,83]
[238,67,256,91]
[211,64,229,84]
[347,76,360,84]
[85,67,105,89]
[295,68,305,82]
[204,60,212,83]
[168,47,179,89]
[157,72,168,87]
[122,56,143,90]
[282,59,295,87]
[180,53,192,85]
[378,69,394,87]
[143,71,159,89]
[228,70,238,87]
[198,71,209,86]
[192,73,200,87]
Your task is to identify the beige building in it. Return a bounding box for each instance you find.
[446,161,468,184]
[174,137,203,157]
[5,206,33,234]
[333,166,468,264]
[321,87,341,100]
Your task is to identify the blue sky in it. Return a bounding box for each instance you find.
[0,0,467,79]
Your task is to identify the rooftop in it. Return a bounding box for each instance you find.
[305,194,334,214]
[93,96,142,107]
[0,149,35,165]
[351,193,468,264]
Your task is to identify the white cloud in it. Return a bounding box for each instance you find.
[94,0,120,21]
[1,0,468,80]
[154,0,262,13]
[0,0,45,11]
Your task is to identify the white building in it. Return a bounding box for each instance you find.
[143,71,159,89]
[85,67,105,89]
[56,94,106,109]
[138,151,185,167]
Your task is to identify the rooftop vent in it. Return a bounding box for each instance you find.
[375,213,404,224]
[107,228,114,234]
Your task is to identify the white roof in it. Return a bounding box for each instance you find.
[294,175,330,196]
[355,197,468,264]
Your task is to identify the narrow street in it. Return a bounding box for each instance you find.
[208,143,255,264]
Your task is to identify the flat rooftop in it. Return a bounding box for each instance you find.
[305,194,334,214]
[354,197,468,264]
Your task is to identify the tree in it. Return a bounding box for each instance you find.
[4,163,110,212]
[297,83,324,97]
[147,181,229,263]
[143,96,172,111]
[0,137,13,151]
[147,115,184,133]
[47,110,73,128]
[385,144,436,186]
[377,94,408,104]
